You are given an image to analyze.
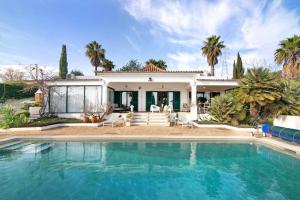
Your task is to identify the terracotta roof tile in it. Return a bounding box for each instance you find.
[142,63,166,72]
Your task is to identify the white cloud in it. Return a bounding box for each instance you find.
[121,0,300,73]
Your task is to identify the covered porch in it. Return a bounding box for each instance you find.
[101,78,238,120]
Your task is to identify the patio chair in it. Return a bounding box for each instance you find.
[182,103,190,112]
[177,114,193,128]
[101,114,125,127]
[150,105,160,113]
[163,105,173,113]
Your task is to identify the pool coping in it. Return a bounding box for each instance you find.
[0,135,299,155]
[0,122,256,132]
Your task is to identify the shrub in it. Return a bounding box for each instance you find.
[0,105,30,129]
[12,117,83,127]
[209,93,246,126]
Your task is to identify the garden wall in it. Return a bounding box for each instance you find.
[274,115,300,130]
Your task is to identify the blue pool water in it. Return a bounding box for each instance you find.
[0,141,299,200]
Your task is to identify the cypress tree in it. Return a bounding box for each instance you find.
[233,60,237,79]
[236,52,244,78]
[59,44,68,79]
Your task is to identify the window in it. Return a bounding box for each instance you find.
[85,86,102,112]
[67,86,84,112]
[50,87,66,113]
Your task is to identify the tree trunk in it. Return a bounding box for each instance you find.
[211,65,215,76]
[95,66,97,76]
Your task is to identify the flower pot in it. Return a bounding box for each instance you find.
[126,121,131,127]
[82,116,89,123]
[91,116,98,123]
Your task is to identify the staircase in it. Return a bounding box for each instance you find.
[131,113,170,126]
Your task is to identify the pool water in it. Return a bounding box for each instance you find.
[0,141,299,200]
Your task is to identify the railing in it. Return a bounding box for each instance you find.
[197,103,210,114]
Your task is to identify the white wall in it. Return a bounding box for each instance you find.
[274,115,300,130]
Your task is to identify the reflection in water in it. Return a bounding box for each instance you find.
[0,142,299,200]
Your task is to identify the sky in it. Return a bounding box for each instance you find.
[0,0,299,76]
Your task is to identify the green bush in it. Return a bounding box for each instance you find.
[209,93,246,126]
[0,82,38,99]
[0,105,31,129]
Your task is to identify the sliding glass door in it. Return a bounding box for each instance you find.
[146,91,180,112]
[114,91,138,111]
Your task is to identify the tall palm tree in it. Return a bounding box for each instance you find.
[201,35,225,76]
[85,41,105,75]
[274,35,300,78]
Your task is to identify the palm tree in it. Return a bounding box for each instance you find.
[271,79,300,116]
[145,59,167,70]
[274,35,300,78]
[239,67,281,118]
[85,41,105,75]
[102,59,115,71]
[201,35,225,76]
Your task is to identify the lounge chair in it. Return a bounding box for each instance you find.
[101,114,125,127]
[150,105,160,112]
[177,114,193,127]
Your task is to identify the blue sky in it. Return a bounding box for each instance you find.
[0,0,299,76]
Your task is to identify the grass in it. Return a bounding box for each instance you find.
[194,120,253,128]
[12,117,83,128]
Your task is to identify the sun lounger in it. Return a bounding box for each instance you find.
[177,115,193,127]
[101,114,125,127]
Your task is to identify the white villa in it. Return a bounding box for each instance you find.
[47,64,239,121]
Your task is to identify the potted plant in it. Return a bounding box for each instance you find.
[91,114,98,123]
[82,113,90,123]
[126,112,133,127]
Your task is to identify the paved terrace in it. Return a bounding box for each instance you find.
[0,126,251,140]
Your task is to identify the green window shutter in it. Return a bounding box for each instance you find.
[114,91,121,107]
[132,91,139,111]
[173,92,180,112]
[146,92,152,112]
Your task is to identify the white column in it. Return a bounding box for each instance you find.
[190,83,197,120]
[102,82,108,106]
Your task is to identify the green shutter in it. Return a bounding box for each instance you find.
[173,92,180,112]
[131,91,138,111]
[146,92,152,112]
[114,91,121,107]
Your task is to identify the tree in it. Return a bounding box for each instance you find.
[59,44,68,79]
[28,65,55,116]
[274,34,300,78]
[239,67,282,119]
[102,59,115,71]
[232,60,236,79]
[201,35,225,76]
[85,41,105,75]
[233,52,244,79]
[0,68,25,82]
[120,59,143,71]
[70,70,84,76]
[145,59,167,70]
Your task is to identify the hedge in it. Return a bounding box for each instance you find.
[12,117,83,128]
[0,82,38,99]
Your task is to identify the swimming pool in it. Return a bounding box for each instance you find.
[0,140,299,200]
